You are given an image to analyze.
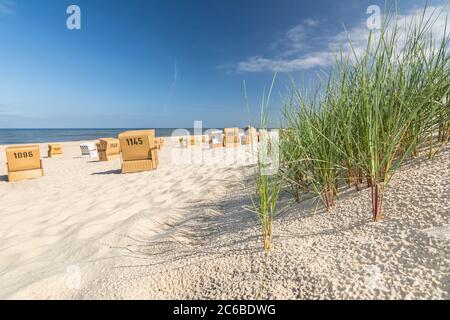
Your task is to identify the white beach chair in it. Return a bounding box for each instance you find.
[80,143,98,158]
[239,131,245,144]
[209,130,223,148]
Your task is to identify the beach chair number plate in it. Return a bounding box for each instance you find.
[125,138,143,146]
[13,151,34,159]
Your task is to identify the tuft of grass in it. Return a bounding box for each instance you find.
[245,75,282,253]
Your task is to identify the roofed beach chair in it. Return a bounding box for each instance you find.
[6,145,44,182]
[80,142,98,158]
[179,137,188,148]
[201,135,210,148]
[118,129,159,173]
[223,127,240,148]
[156,138,165,149]
[48,144,63,158]
[243,126,258,145]
[97,138,121,161]
[209,130,223,148]
[189,135,203,147]
[189,136,197,146]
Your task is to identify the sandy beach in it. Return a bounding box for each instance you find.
[0,139,448,299]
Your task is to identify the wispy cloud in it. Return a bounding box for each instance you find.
[163,59,179,115]
[268,19,321,57]
[0,0,15,15]
[230,5,449,73]
[237,53,331,73]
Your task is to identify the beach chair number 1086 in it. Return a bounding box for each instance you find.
[126,138,143,146]
[13,152,34,159]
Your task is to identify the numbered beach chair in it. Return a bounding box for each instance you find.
[201,135,210,148]
[189,135,202,147]
[47,144,63,158]
[209,130,223,148]
[5,145,44,182]
[80,142,98,158]
[223,127,240,148]
[189,136,196,146]
[243,126,258,145]
[118,129,159,174]
[97,138,121,161]
[179,137,188,148]
[155,138,165,150]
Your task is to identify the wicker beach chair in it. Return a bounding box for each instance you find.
[209,130,223,148]
[80,143,98,158]
[223,128,240,148]
[5,145,44,182]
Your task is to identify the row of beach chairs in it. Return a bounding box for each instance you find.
[3,126,259,182]
[4,130,166,182]
[182,126,259,148]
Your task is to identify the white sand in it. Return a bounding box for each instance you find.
[0,140,448,299]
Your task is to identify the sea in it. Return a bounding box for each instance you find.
[0,128,222,145]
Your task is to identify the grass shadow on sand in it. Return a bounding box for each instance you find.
[106,193,263,273]
[91,169,122,175]
[113,184,369,264]
[101,182,386,299]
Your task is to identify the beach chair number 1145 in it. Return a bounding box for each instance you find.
[126,138,144,146]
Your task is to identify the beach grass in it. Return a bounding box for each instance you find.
[245,76,283,253]
[245,4,448,257]
[279,4,449,221]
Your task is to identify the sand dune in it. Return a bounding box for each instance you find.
[0,140,448,299]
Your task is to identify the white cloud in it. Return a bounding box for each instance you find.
[0,0,14,15]
[304,18,320,27]
[237,53,331,73]
[334,5,450,66]
[232,5,449,73]
[268,19,320,57]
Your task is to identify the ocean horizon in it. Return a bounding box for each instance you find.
[0,128,229,145]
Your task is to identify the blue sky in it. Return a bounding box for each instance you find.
[0,0,447,128]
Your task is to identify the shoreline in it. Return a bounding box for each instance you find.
[0,135,182,147]
[0,128,253,146]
